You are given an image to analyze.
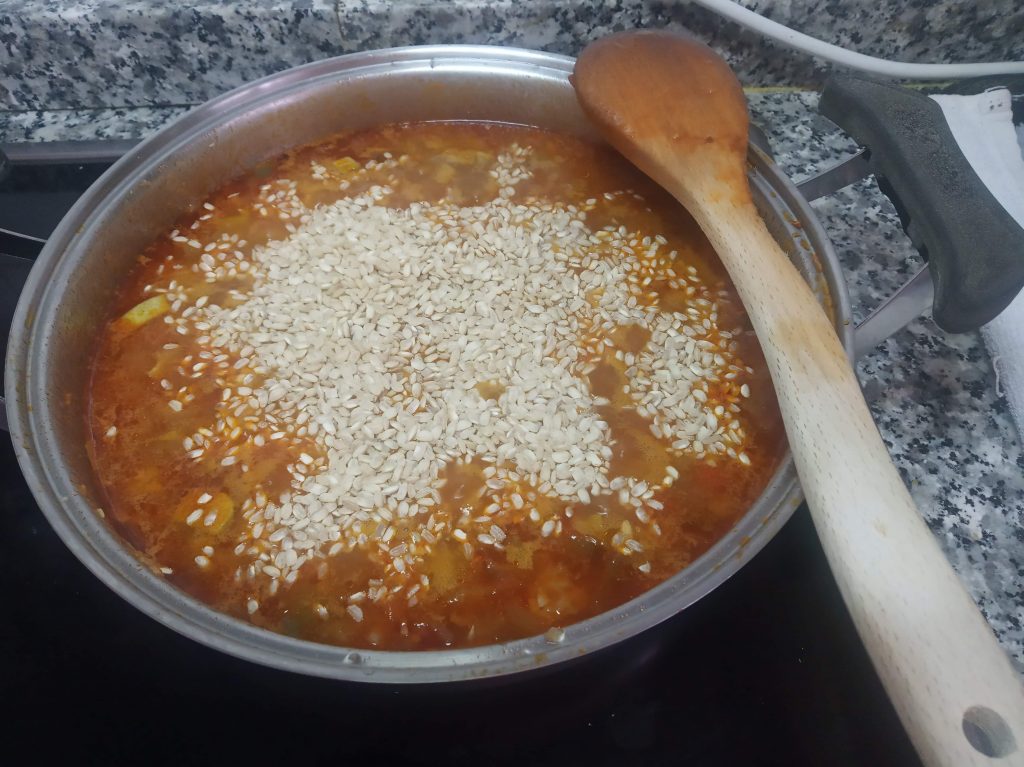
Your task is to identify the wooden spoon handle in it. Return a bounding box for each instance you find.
[695,195,1024,767]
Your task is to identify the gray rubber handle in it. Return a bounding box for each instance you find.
[819,75,1024,333]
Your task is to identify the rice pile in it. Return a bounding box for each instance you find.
[162,146,752,612]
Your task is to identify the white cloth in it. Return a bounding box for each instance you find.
[930,90,1024,439]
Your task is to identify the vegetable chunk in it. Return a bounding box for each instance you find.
[119,295,170,328]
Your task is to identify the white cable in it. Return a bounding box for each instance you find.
[690,0,1024,79]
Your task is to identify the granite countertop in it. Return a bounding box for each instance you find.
[3,0,1023,110]
[1,0,1022,673]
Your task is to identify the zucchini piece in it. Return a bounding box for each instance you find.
[120,295,170,328]
[332,157,360,175]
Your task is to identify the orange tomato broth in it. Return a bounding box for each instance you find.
[86,122,785,650]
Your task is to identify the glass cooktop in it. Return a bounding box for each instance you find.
[0,146,920,767]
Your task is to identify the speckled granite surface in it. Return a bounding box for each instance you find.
[2,0,1023,109]
[2,92,1022,670]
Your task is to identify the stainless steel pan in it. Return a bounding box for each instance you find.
[4,46,854,682]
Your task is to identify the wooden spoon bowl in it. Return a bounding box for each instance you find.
[573,30,1024,767]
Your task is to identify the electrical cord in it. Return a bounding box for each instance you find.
[690,0,1024,79]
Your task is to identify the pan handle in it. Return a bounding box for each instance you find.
[818,74,1024,334]
[0,148,44,432]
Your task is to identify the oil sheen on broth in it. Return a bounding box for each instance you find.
[87,122,785,650]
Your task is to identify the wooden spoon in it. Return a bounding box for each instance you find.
[574,30,1024,767]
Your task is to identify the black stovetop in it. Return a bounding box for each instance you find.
[1,155,921,767]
